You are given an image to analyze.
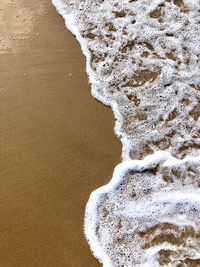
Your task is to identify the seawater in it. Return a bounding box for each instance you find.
[52,0,200,266]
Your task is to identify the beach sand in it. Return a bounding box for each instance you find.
[0,0,121,266]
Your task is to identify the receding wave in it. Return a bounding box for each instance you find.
[52,0,200,266]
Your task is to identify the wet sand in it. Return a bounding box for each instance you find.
[0,0,121,266]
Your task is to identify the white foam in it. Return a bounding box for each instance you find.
[84,154,200,266]
[52,0,200,159]
[52,0,200,265]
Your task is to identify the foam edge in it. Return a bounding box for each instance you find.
[84,151,200,267]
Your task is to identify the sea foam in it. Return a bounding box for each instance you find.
[52,0,200,266]
[85,153,200,266]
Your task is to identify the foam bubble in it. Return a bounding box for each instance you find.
[53,0,200,160]
[52,0,200,265]
[85,154,200,266]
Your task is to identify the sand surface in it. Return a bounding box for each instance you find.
[0,0,121,266]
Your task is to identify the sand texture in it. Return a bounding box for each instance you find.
[0,0,121,266]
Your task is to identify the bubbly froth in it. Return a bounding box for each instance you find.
[84,153,200,266]
[52,0,200,265]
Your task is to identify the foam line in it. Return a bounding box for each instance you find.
[84,153,200,266]
[52,0,112,107]
[52,0,200,265]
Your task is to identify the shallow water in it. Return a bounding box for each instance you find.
[52,0,200,266]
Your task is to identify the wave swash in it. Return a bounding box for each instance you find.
[52,0,200,266]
